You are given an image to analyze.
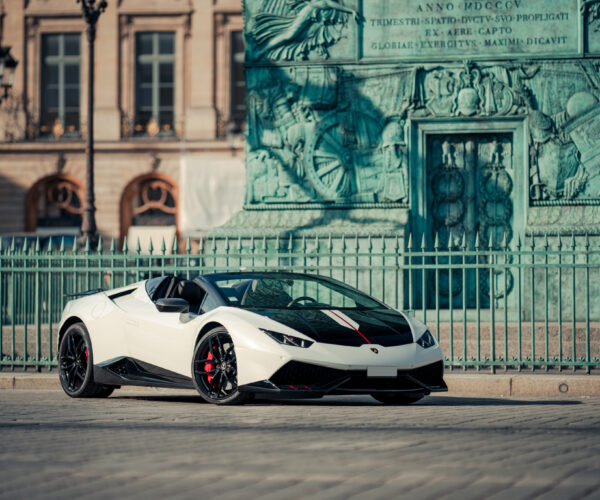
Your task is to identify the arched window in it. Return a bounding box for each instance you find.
[120,174,178,251]
[25,175,83,232]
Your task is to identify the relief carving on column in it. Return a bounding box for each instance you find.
[529,82,600,205]
[583,0,600,28]
[246,0,361,62]
[584,1,600,55]
[245,66,411,208]
[422,62,533,118]
[244,59,600,210]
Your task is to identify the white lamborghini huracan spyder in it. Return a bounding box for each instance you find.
[58,272,447,405]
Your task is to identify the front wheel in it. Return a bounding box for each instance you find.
[58,323,115,398]
[192,327,248,405]
[371,393,424,405]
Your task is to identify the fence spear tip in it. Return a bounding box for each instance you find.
[122,236,128,253]
[109,238,116,253]
[488,231,494,249]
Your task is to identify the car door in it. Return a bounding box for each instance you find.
[124,282,210,376]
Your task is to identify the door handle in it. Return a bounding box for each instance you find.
[126,319,138,327]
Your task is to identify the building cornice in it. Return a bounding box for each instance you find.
[0,139,245,155]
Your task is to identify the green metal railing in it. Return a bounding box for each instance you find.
[1,233,599,373]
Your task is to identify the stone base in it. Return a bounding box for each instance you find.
[208,207,410,238]
[527,206,600,235]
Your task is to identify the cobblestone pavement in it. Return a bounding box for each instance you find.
[0,390,599,500]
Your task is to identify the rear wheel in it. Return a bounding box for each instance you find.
[192,327,248,405]
[371,393,424,405]
[58,323,115,398]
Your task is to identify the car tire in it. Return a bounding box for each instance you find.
[371,393,424,405]
[192,327,248,405]
[58,323,115,398]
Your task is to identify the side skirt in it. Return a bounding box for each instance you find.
[93,357,194,389]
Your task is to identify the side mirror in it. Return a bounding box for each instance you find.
[156,298,189,313]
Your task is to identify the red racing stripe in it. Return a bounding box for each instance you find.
[328,310,372,345]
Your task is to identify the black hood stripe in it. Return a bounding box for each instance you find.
[325,310,372,345]
[250,307,414,347]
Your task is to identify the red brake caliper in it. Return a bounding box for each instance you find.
[205,352,214,384]
[84,349,88,365]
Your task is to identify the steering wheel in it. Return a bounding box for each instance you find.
[287,296,317,308]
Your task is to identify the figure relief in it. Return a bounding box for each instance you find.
[441,138,454,166]
[425,70,458,116]
[582,0,600,29]
[528,99,592,202]
[245,150,281,204]
[249,0,361,61]
[489,137,502,166]
[378,119,408,203]
[455,65,484,116]
[246,150,312,204]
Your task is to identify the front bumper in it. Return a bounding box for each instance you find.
[238,359,447,398]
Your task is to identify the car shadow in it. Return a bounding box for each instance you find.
[111,393,583,406]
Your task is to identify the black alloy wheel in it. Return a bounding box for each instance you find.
[192,327,248,405]
[58,323,114,398]
[371,393,424,405]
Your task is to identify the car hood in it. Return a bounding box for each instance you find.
[248,307,414,347]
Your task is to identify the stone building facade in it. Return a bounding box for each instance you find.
[0,0,245,247]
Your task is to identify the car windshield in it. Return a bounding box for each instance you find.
[203,273,384,310]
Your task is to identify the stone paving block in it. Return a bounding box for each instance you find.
[0,391,599,499]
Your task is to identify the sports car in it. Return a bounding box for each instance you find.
[57,272,447,405]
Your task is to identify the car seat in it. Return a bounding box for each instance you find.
[176,280,205,314]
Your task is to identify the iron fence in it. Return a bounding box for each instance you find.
[1,233,599,373]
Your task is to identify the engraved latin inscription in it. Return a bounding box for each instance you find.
[363,0,580,59]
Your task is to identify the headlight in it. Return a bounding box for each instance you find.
[416,330,436,348]
[260,329,314,348]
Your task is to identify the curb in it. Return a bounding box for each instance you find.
[446,373,600,397]
[1,373,599,397]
